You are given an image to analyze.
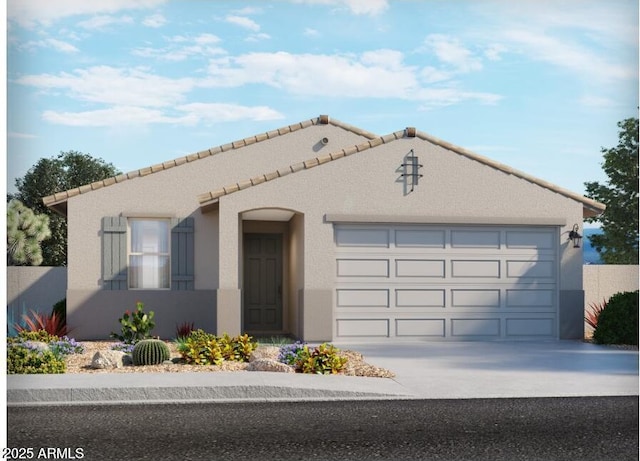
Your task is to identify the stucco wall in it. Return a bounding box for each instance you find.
[7,267,67,333]
[65,123,371,292]
[59,122,373,339]
[7,266,67,311]
[216,136,585,291]
[584,265,639,305]
[7,264,637,340]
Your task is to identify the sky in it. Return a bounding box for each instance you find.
[5,0,639,209]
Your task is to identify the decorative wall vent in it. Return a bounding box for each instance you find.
[400,149,423,193]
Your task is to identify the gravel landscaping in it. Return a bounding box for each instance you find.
[65,341,396,378]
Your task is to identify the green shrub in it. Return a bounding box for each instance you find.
[175,330,257,365]
[8,344,66,374]
[218,333,258,362]
[593,290,639,345]
[110,302,156,344]
[51,298,66,325]
[132,339,170,366]
[295,343,348,375]
[15,330,59,344]
[176,329,223,365]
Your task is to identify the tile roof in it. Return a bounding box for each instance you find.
[42,115,378,215]
[197,127,606,219]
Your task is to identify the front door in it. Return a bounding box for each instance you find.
[243,233,283,331]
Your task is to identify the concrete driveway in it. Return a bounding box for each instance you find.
[337,340,639,399]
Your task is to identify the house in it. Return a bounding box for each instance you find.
[43,115,605,342]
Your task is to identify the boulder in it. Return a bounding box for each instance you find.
[91,350,131,369]
[249,346,280,362]
[246,358,295,373]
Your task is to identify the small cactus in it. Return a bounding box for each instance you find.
[132,339,170,366]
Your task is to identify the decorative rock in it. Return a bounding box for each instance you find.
[246,358,295,373]
[249,346,280,362]
[91,350,130,369]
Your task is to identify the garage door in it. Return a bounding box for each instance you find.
[334,224,558,340]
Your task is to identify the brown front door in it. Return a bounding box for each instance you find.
[243,233,283,331]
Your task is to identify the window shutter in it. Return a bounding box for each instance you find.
[171,218,194,290]
[102,216,127,290]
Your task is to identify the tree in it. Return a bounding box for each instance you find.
[7,199,52,266]
[9,151,120,266]
[584,118,639,264]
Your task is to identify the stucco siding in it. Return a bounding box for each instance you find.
[65,123,370,292]
[51,119,604,340]
[66,289,217,340]
[216,137,584,291]
[7,267,67,334]
[584,265,639,306]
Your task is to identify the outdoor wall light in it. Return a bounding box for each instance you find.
[568,223,583,248]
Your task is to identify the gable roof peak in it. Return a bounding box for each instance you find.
[43,114,379,215]
[198,125,605,219]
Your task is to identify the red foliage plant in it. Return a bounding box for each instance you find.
[14,310,70,337]
[585,299,608,330]
[175,321,195,339]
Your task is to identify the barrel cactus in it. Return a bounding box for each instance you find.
[132,339,170,366]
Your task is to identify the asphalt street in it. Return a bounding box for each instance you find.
[7,396,638,461]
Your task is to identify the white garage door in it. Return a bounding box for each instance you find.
[334,224,558,340]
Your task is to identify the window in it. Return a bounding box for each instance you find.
[102,216,193,291]
[128,219,170,289]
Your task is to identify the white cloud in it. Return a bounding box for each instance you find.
[77,15,134,30]
[225,15,261,32]
[16,49,501,130]
[194,34,222,45]
[46,38,80,53]
[204,50,501,107]
[579,95,618,108]
[17,66,195,107]
[343,0,388,16]
[291,0,388,16]
[503,28,634,82]
[246,33,271,43]
[8,132,37,139]
[176,103,284,123]
[484,44,507,61]
[8,0,167,28]
[472,1,638,83]
[132,34,225,61]
[40,104,284,127]
[481,0,639,48]
[424,34,483,73]
[142,13,166,28]
[416,88,502,109]
[230,7,263,15]
[420,66,451,84]
[23,38,79,53]
[42,106,187,126]
[205,51,419,98]
[304,28,320,37]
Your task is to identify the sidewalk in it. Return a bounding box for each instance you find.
[7,341,638,405]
